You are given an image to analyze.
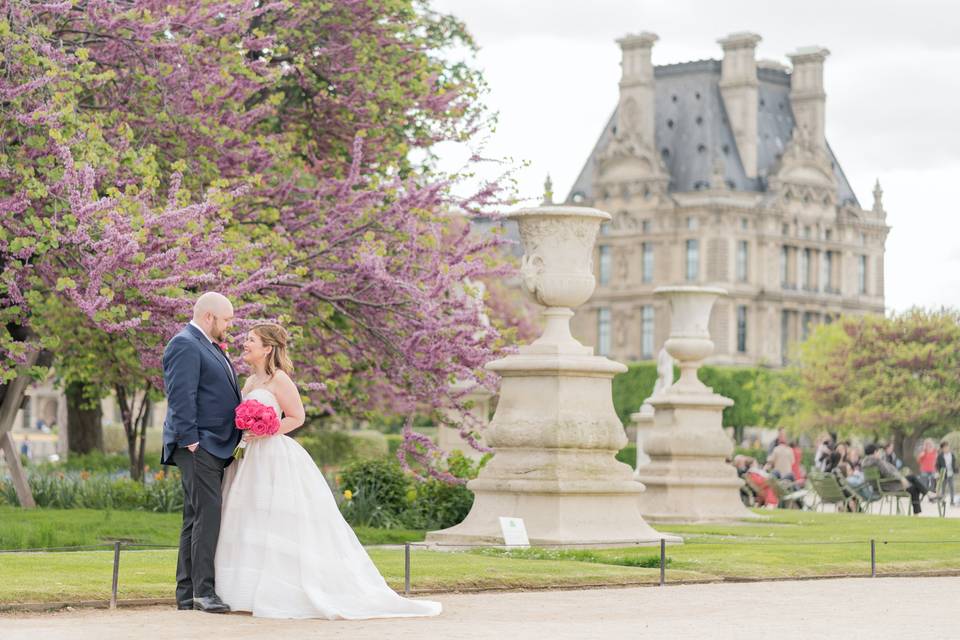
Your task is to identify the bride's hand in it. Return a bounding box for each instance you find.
[243,432,263,442]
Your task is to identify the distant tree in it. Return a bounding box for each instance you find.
[786,310,960,459]
[745,367,804,431]
[612,363,766,442]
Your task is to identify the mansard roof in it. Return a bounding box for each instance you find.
[567,59,859,207]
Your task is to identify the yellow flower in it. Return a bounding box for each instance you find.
[343,489,353,501]
[80,471,90,481]
[335,475,342,486]
[154,470,165,481]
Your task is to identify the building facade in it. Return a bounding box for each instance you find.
[567,32,889,366]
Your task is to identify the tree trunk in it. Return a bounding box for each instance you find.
[902,427,929,473]
[136,395,151,479]
[0,346,51,508]
[117,384,152,482]
[891,429,906,463]
[65,381,103,454]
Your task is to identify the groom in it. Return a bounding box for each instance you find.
[161,292,242,613]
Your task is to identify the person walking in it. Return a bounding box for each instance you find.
[936,441,958,506]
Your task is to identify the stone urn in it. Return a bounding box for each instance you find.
[656,286,726,393]
[634,286,756,522]
[514,206,608,353]
[426,205,674,547]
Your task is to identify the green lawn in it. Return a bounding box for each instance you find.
[0,507,424,549]
[657,510,960,578]
[0,547,697,604]
[1,507,958,605]
[0,507,180,550]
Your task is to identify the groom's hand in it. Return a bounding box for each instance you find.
[187,442,199,453]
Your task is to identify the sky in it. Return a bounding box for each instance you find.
[431,0,960,313]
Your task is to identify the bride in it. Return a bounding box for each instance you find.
[215,323,441,619]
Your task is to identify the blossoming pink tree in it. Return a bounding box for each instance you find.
[1,0,526,481]
[0,2,276,480]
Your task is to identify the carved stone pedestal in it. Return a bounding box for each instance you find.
[635,287,756,522]
[426,206,676,547]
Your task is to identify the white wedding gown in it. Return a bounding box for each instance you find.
[215,388,441,619]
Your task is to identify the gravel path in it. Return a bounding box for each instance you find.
[4,577,958,640]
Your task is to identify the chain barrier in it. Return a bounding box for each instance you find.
[2,538,959,603]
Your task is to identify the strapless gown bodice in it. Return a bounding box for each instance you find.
[242,387,282,420]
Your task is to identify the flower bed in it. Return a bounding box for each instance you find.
[0,468,182,513]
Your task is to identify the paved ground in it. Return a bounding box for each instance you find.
[4,577,958,640]
[918,499,959,518]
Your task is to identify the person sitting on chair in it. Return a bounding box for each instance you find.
[862,443,928,514]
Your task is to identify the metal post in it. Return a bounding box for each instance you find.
[659,538,666,586]
[870,539,876,577]
[404,543,411,595]
[110,542,121,609]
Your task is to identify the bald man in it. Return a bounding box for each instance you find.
[161,292,241,613]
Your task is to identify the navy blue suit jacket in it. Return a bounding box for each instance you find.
[161,324,242,465]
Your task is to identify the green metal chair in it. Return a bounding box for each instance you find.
[863,466,911,515]
[932,469,948,518]
[843,476,881,513]
[808,471,859,512]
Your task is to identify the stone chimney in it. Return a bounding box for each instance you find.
[787,47,830,152]
[615,32,658,148]
[718,32,761,178]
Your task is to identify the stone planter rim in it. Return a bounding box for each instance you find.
[653,285,728,296]
[508,205,611,221]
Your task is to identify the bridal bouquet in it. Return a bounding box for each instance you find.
[232,399,281,459]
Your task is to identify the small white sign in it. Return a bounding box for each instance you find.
[498,516,530,548]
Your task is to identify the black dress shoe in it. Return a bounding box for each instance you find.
[177,599,194,610]
[193,594,231,613]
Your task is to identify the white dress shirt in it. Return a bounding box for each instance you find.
[189,320,215,343]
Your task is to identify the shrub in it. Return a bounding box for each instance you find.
[735,446,767,464]
[402,479,474,530]
[142,472,184,512]
[385,434,404,456]
[338,459,409,518]
[347,431,389,460]
[0,479,14,505]
[612,362,766,436]
[0,469,182,512]
[35,451,163,474]
[611,363,659,426]
[399,451,487,529]
[298,431,355,467]
[28,472,83,509]
[616,444,637,468]
[446,450,489,480]
[339,481,405,529]
[336,455,484,531]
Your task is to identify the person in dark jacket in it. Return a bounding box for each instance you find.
[862,443,928,514]
[161,292,242,613]
[936,441,958,506]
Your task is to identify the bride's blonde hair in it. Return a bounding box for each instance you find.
[252,323,294,378]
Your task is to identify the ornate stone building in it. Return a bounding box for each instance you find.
[567,32,889,366]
